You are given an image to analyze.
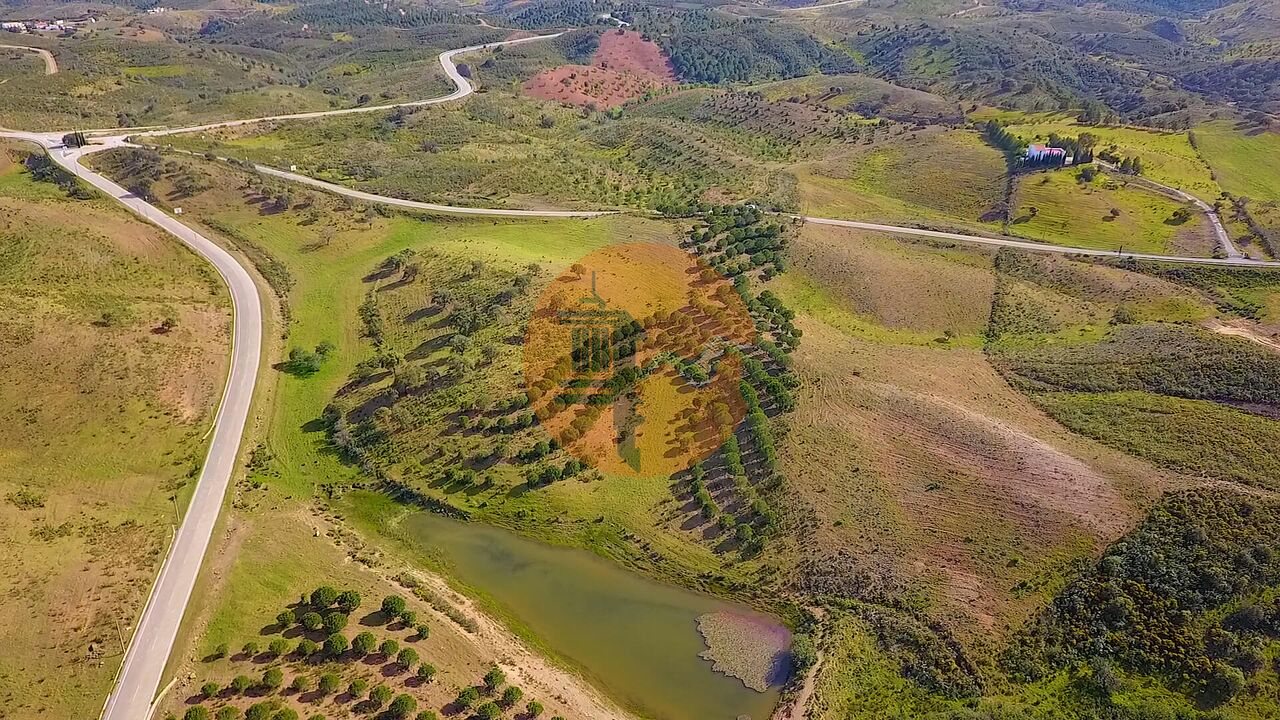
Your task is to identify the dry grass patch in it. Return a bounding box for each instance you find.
[0,143,229,720]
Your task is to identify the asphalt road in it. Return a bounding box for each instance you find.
[0,43,57,74]
[797,216,1280,266]
[138,32,563,139]
[0,23,1278,720]
[55,139,262,720]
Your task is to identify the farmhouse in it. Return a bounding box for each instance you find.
[1025,143,1067,161]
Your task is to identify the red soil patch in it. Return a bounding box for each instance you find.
[523,30,676,109]
[594,28,676,84]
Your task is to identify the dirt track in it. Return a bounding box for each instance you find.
[0,44,57,74]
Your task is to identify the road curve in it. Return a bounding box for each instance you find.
[1,137,264,720]
[1097,160,1242,259]
[255,163,614,218]
[0,44,57,74]
[139,32,562,139]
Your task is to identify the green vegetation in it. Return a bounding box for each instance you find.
[1008,489,1280,706]
[175,586,555,720]
[0,144,229,718]
[1011,168,1210,254]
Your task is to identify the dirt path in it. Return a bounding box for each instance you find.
[1206,318,1280,353]
[0,44,57,74]
[771,609,825,720]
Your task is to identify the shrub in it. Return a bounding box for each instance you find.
[380,639,399,657]
[216,707,241,720]
[296,638,318,657]
[231,675,253,694]
[184,707,211,720]
[352,631,377,655]
[323,612,348,634]
[396,647,419,669]
[323,632,348,656]
[241,641,259,657]
[417,663,437,682]
[336,590,361,613]
[455,687,480,709]
[348,678,368,698]
[370,684,393,707]
[483,665,506,691]
[475,703,500,720]
[201,682,219,698]
[526,700,544,717]
[277,610,296,627]
[501,686,523,708]
[245,704,273,720]
[212,643,229,660]
[272,710,298,720]
[268,638,288,656]
[318,673,340,694]
[381,595,407,617]
[310,586,338,608]
[414,623,430,640]
[389,694,417,718]
[301,612,323,631]
[399,610,417,626]
[291,675,311,693]
[416,712,438,720]
[261,667,283,690]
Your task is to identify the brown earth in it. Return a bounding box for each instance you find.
[523,30,675,109]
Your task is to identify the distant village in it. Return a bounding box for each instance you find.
[1,15,98,33]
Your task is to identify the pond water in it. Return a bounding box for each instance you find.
[401,512,787,720]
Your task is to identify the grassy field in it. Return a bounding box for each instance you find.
[1194,120,1280,202]
[993,114,1222,200]
[752,74,962,123]
[0,19,486,131]
[793,127,1007,227]
[0,46,44,83]
[0,143,229,719]
[1009,167,1215,254]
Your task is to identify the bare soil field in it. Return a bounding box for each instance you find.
[523,30,675,109]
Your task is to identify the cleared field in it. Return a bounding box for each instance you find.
[780,222,996,343]
[795,127,1007,226]
[1194,120,1280,202]
[1009,167,1215,255]
[523,30,675,109]
[0,143,229,719]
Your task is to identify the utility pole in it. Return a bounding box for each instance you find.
[113,615,125,655]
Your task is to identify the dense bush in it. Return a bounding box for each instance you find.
[994,323,1280,404]
[1007,489,1280,703]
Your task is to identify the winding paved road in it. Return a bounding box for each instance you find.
[0,43,57,74]
[1,23,1279,720]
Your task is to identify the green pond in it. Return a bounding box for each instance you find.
[401,512,787,720]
